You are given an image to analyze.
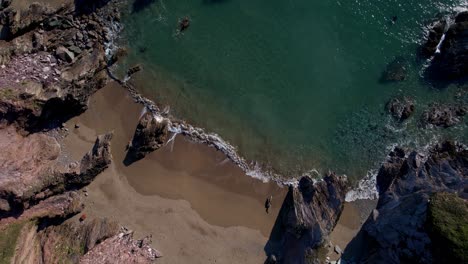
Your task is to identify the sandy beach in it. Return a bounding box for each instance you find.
[62,82,288,263]
[60,82,375,263]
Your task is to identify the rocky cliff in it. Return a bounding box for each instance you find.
[0,1,161,263]
[342,141,467,264]
[266,173,348,264]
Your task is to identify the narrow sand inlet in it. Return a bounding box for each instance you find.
[62,82,372,263]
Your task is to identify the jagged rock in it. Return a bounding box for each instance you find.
[422,19,447,56]
[379,57,407,83]
[0,191,83,227]
[0,128,113,212]
[124,112,168,165]
[425,11,468,80]
[386,97,415,121]
[39,217,120,263]
[80,229,162,263]
[421,103,466,128]
[347,141,468,263]
[266,173,348,264]
[126,64,142,78]
[56,46,75,62]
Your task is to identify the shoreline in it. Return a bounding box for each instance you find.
[62,82,375,262]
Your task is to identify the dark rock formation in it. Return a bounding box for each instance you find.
[343,141,468,264]
[379,57,408,83]
[424,11,468,80]
[124,111,168,165]
[265,173,348,264]
[421,103,466,128]
[386,97,415,121]
[422,19,447,57]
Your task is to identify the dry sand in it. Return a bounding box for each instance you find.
[63,82,287,263]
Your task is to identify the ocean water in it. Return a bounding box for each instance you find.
[117,0,467,180]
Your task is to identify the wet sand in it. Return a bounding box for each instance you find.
[63,82,287,263]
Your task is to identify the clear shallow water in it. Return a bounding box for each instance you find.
[118,0,467,180]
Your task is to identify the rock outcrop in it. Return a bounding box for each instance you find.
[386,97,415,121]
[0,0,120,132]
[0,129,112,213]
[0,1,161,263]
[421,103,466,128]
[265,173,348,264]
[343,141,468,263]
[424,11,468,80]
[80,229,162,263]
[124,111,168,165]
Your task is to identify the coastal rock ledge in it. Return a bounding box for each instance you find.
[266,173,348,264]
[343,141,468,264]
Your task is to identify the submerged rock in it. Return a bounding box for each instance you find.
[344,141,468,263]
[125,112,168,165]
[265,173,348,264]
[386,97,415,121]
[379,57,407,83]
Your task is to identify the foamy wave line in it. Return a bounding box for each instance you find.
[123,83,293,184]
[345,170,379,202]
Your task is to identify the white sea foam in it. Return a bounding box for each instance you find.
[345,169,379,202]
[435,33,446,54]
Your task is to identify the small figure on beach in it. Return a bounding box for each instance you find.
[179,16,190,32]
[265,195,272,214]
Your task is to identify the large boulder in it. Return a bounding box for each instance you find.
[344,141,468,263]
[265,173,348,264]
[386,97,415,121]
[124,111,168,165]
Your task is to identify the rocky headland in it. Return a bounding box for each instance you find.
[0,0,160,263]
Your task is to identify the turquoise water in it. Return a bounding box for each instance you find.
[119,0,467,180]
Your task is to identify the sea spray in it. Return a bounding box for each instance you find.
[345,170,379,202]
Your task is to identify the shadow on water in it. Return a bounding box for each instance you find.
[132,0,157,13]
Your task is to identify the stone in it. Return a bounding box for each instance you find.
[55,46,75,63]
[124,112,168,165]
[347,142,468,263]
[334,245,342,255]
[386,97,415,121]
[265,173,348,263]
[421,103,466,128]
[68,45,82,55]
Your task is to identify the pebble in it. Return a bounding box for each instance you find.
[43,66,51,72]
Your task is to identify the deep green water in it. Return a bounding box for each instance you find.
[118,0,467,180]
